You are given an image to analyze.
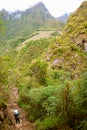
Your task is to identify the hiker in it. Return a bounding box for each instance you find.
[14,110,20,124]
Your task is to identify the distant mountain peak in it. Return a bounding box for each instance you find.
[58,13,69,23]
[36,1,46,7]
[23,1,54,23]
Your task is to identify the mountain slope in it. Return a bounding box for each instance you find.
[6,2,54,39]
[64,1,87,44]
[46,1,87,78]
[0,2,64,54]
[14,1,87,83]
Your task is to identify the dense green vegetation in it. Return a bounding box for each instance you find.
[18,72,87,130]
[0,1,87,130]
[0,56,10,129]
[16,1,87,130]
[0,16,7,104]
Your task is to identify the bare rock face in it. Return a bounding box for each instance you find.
[84,43,87,52]
[75,35,87,52]
[76,39,84,49]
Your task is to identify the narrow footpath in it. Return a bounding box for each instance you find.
[7,86,35,130]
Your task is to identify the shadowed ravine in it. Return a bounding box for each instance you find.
[7,86,35,130]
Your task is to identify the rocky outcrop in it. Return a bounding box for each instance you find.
[84,43,87,52]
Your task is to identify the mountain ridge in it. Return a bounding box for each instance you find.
[0,2,64,54]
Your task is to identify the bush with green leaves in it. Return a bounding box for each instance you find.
[29,59,48,86]
[76,72,87,130]
[19,72,87,129]
[19,83,75,129]
[0,56,8,86]
[0,56,9,122]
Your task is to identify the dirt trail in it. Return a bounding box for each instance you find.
[7,86,35,130]
[17,31,54,51]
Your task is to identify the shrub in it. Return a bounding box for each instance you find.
[19,72,87,130]
[35,116,59,130]
[19,84,71,129]
[30,59,48,86]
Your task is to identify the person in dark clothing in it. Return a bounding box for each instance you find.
[14,110,20,124]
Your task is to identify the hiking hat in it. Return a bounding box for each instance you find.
[14,109,18,114]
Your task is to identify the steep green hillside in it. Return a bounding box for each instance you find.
[39,19,64,31]
[15,1,87,130]
[47,1,87,78]
[16,38,56,65]
[64,1,87,44]
[6,2,54,40]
